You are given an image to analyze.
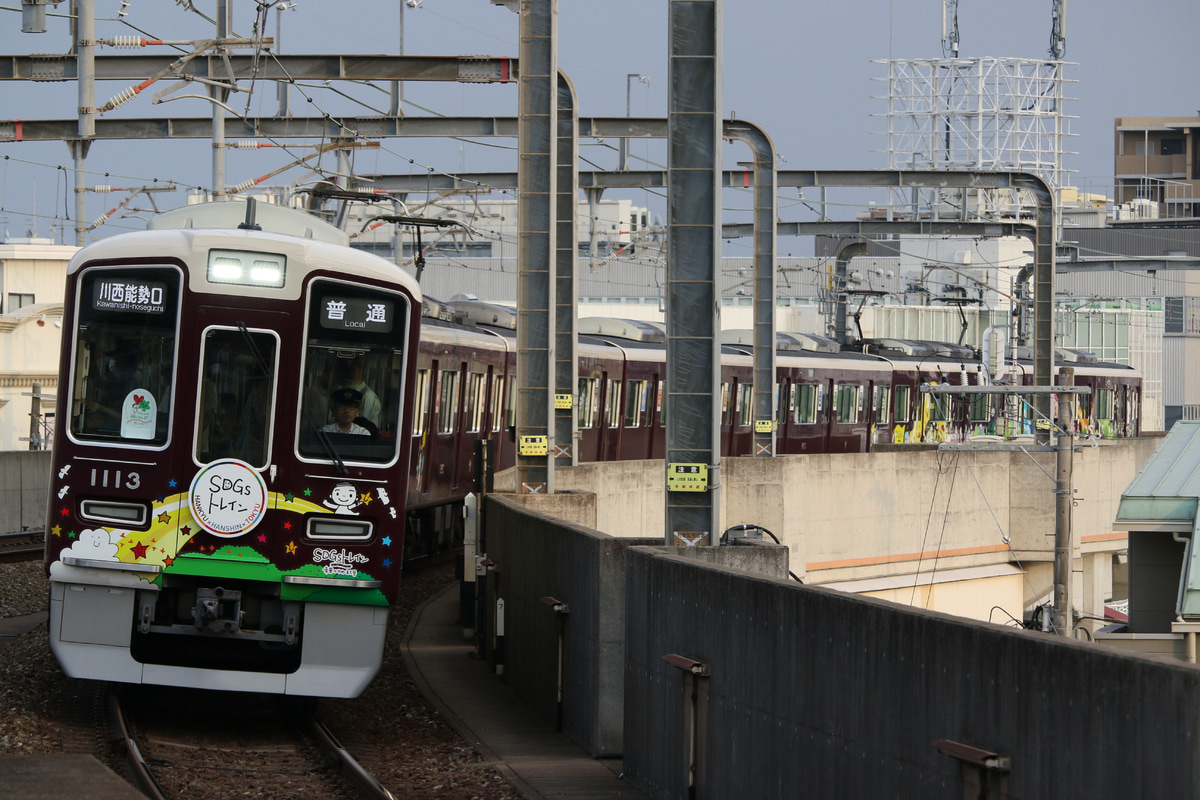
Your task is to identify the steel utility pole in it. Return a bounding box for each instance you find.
[923,380,1087,635]
[71,0,96,246]
[1052,367,1075,636]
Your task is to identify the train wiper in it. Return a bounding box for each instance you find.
[313,425,348,477]
[236,322,272,377]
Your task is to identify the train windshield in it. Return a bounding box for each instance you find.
[297,281,409,466]
[68,267,181,446]
[195,327,280,468]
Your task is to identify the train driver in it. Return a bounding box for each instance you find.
[336,358,382,427]
[321,388,372,436]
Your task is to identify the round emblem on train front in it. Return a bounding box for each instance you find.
[189,459,269,538]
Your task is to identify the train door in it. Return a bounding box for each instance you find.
[456,364,486,496]
[597,373,622,462]
[429,361,462,504]
[410,365,433,497]
[651,378,666,459]
[646,371,661,459]
[729,379,755,456]
[782,380,821,453]
[819,378,834,453]
[576,372,599,462]
[618,375,651,460]
[828,380,861,453]
[890,376,916,443]
[871,381,892,445]
[719,378,734,455]
[185,305,294,563]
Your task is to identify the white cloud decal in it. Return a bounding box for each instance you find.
[49,528,152,588]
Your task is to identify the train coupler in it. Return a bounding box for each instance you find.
[192,586,245,633]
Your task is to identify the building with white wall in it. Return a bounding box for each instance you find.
[0,237,75,451]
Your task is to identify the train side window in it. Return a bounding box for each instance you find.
[437,370,460,434]
[894,385,912,423]
[657,381,665,426]
[196,327,279,468]
[1096,388,1114,420]
[926,392,949,423]
[874,386,891,424]
[412,369,431,437]
[490,375,504,433]
[793,384,817,424]
[968,393,989,422]
[720,383,730,421]
[578,378,597,429]
[737,383,754,426]
[606,379,622,428]
[69,267,181,447]
[625,379,646,427]
[776,383,786,423]
[465,372,485,433]
[505,375,516,430]
[835,385,860,424]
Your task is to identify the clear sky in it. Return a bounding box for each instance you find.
[0,0,1196,247]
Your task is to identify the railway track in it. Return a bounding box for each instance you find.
[113,686,397,800]
[0,529,44,562]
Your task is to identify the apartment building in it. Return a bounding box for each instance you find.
[1114,113,1200,218]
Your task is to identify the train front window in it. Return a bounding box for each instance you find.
[69,267,180,446]
[297,281,410,466]
[195,328,279,468]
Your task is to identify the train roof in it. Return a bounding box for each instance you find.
[857,338,978,360]
[578,317,666,344]
[70,201,421,302]
[147,200,349,245]
[721,329,841,354]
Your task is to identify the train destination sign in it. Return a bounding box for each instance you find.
[319,296,394,333]
[92,278,168,314]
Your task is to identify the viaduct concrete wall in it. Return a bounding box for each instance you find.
[480,493,788,756]
[0,449,51,533]
[622,546,1200,799]
[721,437,1160,584]
[496,439,1160,624]
[506,440,1158,578]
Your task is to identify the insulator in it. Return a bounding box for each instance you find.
[228,179,257,194]
[231,141,264,149]
[93,185,113,193]
[102,86,139,113]
[87,212,111,230]
[109,36,144,48]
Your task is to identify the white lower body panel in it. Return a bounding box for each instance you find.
[48,580,389,698]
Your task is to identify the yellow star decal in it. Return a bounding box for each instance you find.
[286,541,297,555]
[51,525,61,537]
[158,511,171,524]
[359,492,373,505]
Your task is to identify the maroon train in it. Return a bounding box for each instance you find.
[405,299,1142,552]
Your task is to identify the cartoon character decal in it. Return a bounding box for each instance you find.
[323,482,362,514]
